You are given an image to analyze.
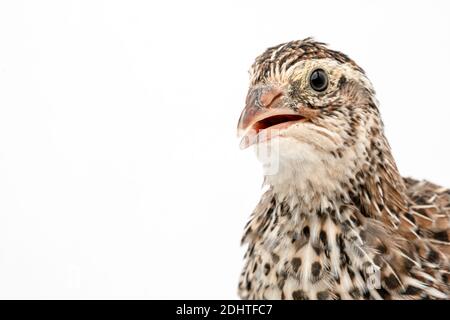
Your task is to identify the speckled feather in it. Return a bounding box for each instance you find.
[238,38,450,300]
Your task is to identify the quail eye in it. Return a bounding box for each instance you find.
[309,69,328,92]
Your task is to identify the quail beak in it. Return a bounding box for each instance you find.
[237,86,306,149]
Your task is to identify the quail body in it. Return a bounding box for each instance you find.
[237,38,450,300]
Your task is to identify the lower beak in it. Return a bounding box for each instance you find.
[237,86,305,149]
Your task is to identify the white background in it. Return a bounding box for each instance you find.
[0,0,449,299]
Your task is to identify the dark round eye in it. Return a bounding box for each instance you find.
[309,69,328,92]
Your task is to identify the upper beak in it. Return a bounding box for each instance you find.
[237,85,305,149]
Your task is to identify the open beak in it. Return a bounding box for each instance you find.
[237,85,305,149]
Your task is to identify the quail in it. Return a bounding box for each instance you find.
[237,38,450,300]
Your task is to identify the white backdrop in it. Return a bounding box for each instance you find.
[0,0,449,299]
